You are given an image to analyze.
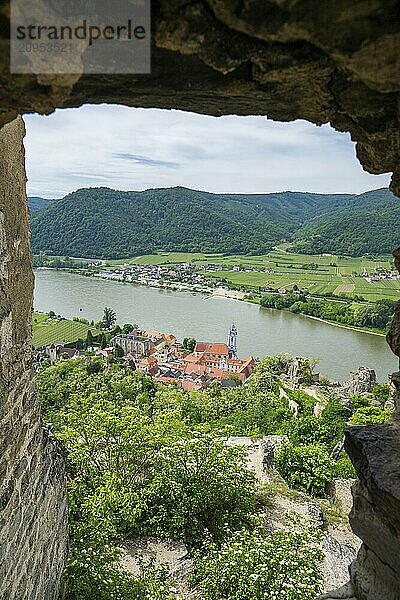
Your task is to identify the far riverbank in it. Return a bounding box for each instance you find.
[56,267,388,338]
[33,268,396,381]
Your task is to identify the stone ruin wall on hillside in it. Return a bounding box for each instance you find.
[0,1,399,598]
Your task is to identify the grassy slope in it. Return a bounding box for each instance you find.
[32,312,101,348]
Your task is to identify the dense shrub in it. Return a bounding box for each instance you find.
[334,453,356,479]
[138,437,257,547]
[61,402,257,547]
[190,516,323,600]
[275,443,336,496]
[350,406,391,426]
[66,525,176,600]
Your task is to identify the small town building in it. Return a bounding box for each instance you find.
[110,333,153,356]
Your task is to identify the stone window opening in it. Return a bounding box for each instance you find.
[1,3,400,598]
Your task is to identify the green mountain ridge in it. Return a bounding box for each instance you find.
[291,188,400,256]
[29,186,398,259]
[28,196,56,212]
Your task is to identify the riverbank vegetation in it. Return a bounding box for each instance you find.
[259,293,396,333]
[38,355,392,599]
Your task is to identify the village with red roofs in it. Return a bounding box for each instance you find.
[96,323,256,390]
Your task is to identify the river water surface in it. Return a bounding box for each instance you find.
[34,269,397,382]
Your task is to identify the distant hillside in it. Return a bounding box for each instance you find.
[28,197,55,212]
[291,188,400,256]
[30,186,398,259]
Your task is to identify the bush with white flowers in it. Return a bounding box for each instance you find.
[190,515,323,600]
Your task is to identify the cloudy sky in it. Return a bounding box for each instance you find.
[24,104,390,199]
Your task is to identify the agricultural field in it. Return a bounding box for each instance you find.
[104,247,400,302]
[32,312,101,348]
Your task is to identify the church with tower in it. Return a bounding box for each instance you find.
[186,323,256,382]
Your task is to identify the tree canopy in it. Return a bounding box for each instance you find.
[30,186,398,259]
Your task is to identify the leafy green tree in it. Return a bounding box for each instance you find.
[114,344,125,359]
[122,323,135,334]
[86,359,103,375]
[142,436,257,547]
[86,330,94,347]
[110,324,122,337]
[97,333,107,349]
[102,306,117,330]
[75,338,84,350]
[317,397,349,450]
[54,383,257,547]
[182,337,196,353]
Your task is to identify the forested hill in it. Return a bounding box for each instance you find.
[28,196,55,212]
[290,188,400,256]
[29,186,398,259]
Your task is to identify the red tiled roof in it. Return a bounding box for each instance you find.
[237,356,256,371]
[227,357,242,366]
[140,355,158,366]
[184,363,207,376]
[157,377,198,392]
[195,342,229,355]
[179,380,197,392]
[142,330,176,343]
[157,376,176,384]
[181,353,201,363]
[208,368,231,380]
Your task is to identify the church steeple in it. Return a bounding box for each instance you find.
[227,323,238,357]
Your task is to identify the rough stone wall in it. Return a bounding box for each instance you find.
[343,244,400,600]
[345,424,400,600]
[0,1,399,194]
[0,117,68,600]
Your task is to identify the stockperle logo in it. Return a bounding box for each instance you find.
[10,0,151,74]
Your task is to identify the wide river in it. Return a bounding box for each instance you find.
[34,269,397,382]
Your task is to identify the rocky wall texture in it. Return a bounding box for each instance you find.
[345,424,400,600]
[0,117,68,600]
[0,1,399,194]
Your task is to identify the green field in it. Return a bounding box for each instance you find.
[104,247,399,302]
[32,312,101,348]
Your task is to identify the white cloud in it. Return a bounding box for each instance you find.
[24,104,391,198]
